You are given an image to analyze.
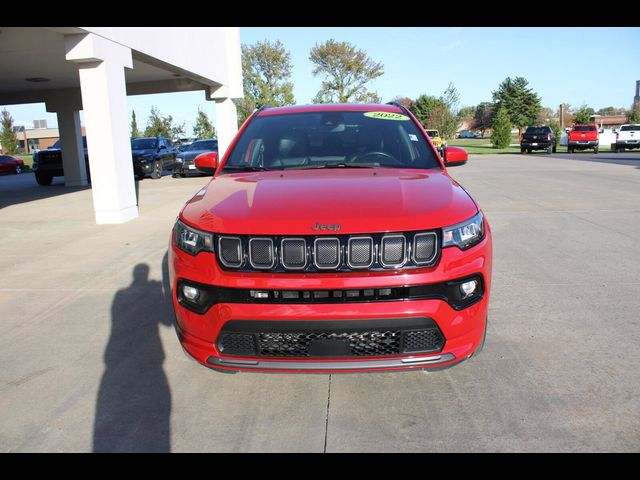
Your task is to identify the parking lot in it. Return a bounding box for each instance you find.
[1,151,639,452]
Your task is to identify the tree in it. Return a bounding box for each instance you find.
[597,106,626,116]
[472,102,495,138]
[130,110,141,138]
[143,106,184,139]
[310,39,384,104]
[235,40,295,126]
[411,83,460,140]
[537,107,554,124]
[627,103,640,124]
[572,104,595,124]
[412,94,442,127]
[192,108,216,139]
[491,106,512,149]
[492,76,541,136]
[1,109,19,154]
[391,96,413,111]
[548,119,561,148]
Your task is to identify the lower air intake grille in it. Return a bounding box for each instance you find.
[259,331,402,357]
[217,319,445,358]
[218,333,256,355]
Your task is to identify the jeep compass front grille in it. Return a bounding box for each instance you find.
[216,230,439,272]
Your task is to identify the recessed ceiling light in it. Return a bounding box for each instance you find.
[25,77,50,83]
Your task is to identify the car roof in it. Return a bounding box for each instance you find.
[256,103,404,117]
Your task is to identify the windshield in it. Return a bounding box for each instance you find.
[186,140,217,151]
[621,125,640,131]
[131,138,157,150]
[222,111,441,172]
[573,125,596,131]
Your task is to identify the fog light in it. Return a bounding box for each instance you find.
[183,285,200,301]
[460,280,478,299]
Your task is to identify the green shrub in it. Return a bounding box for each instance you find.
[491,106,512,149]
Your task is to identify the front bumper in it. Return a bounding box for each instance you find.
[169,225,492,373]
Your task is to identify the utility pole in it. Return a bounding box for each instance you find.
[560,104,565,131]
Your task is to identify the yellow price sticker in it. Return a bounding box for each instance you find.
[363,111,410,121]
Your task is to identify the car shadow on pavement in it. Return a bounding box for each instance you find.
[0,173,91,209]
[93,259,173,452]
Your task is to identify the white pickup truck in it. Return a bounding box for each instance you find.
[613,124,640,152]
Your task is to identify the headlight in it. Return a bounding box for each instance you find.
[173,220,214,255]
[442,211,485,250]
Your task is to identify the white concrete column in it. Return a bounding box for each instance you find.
[65,33,137,224]
[213,97,238,160]
[56,109,87,187]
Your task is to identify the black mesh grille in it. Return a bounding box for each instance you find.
[218,333,256,355]
[218,319,445,358]
[258,331,403,357]
[381,235,405,266]
[314,238,340,268]
[249,238,274,269]
[403,329,444,353]
[219,237,242,267]
[348,237,373,267]
[281,239,306,269]
[413,233,436,264]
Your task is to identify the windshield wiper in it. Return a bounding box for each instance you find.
[221,165,269,172]
[286,162,379,170]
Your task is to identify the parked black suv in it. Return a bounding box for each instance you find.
[520,125,556,154]
[131,136,177,179]
[32,137,90,186]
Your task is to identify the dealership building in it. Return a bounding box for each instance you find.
[0,27,243,224]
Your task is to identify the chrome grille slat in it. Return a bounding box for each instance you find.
[281,238,307,270]
[380,234,406,268]
[249,238,275,269]
[314,237,341,269]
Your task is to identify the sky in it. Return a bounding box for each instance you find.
[5,27,640,132]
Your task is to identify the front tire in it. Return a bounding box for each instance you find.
[547,144,553,154]
[35,172,53,186]
[151,159,162,179]
[521,147,526,154]
[594,146,599,154]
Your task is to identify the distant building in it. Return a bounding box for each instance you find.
[590,115,628,130]
[13,126,86,153]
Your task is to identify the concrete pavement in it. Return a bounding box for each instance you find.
[1,152,639,452]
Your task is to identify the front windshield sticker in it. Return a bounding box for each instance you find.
[409,134,419,142]
[363,111,410,121]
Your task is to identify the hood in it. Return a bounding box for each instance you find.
[132,148,156,156]
[180,169,478,235]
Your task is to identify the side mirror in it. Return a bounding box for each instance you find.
[443,146,468,167]
[194,151,218,175]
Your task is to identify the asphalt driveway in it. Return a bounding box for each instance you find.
[1,152,639,452]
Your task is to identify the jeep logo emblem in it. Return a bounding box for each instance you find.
[312,222,341,232]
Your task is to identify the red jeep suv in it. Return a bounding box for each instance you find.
[168,103,492,373]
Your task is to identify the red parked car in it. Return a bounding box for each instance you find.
[0,155,24,175]
[567,124,599,153]
[169,103,492,374]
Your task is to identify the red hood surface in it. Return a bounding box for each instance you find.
[180,169,478,235]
